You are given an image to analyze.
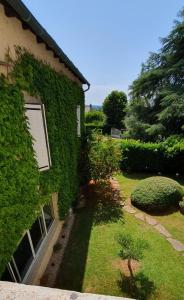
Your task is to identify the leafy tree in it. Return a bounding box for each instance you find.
[88,131,121,181]
[125,9,184,141]
[103,90,127,129]
[85,110,105,125]
[118,233,149,278]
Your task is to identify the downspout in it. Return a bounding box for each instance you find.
[83,83,90,92]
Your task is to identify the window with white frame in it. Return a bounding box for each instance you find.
[77,105,81,137]
[25,103,51,171]
[1,203,54,283]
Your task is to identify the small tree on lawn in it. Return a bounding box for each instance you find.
[118,233,149,278]
[88,131,121,181]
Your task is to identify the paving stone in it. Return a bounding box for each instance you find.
[167,238,184,251]
[154,224,171,238]
[145,215,158,226]
[123,205,136,214]
[135,212,145,221]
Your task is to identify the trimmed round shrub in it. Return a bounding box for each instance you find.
[131,176,183,211]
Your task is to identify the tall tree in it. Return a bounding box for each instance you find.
[125,9,184,141]
[103,90,127,129]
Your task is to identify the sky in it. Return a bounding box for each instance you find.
[23,0,184,105]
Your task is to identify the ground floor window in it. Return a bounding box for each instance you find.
[29,216,45,253]
[13,233,34,280]
[42,203,54,231]
[1,202,54,283]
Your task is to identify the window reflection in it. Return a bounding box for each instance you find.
[29,216,45,253]
[43,203,54,230]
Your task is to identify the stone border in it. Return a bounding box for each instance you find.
[40,210,76,287]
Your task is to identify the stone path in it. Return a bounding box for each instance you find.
[111,179,184,253]
[123,203,184,252]
[167,238,184,251]
[40,211,76,287]
[154,224,171,238]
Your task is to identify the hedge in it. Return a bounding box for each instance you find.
[120,139,184,174]
[85,123,111,135]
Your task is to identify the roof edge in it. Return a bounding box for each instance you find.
[2,0,90,86]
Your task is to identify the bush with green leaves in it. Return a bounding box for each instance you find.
[179,200,184,209]
[88,131,121,181]
[85,110,105,125]
[131,176,183,211]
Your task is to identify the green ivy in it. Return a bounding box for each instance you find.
[0,51,84,276]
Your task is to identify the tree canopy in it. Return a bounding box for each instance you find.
[103,90,127,130]
[125,9,184,141]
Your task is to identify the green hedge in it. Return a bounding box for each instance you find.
[120,139,184,174]
[0,50,84,276]
[85,123,111,135]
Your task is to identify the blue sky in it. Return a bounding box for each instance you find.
[23,0,183,105]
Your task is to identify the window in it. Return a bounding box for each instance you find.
[1,201,55,283]
[29,216,45,253]
[1,265,16,282]
[42,203,54,231]
[25,103,51,171]
[77,105,81,137]
[13,233,34,280]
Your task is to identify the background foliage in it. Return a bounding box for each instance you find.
[0,51,84,276]
[125,9,184,141]
[85,110,105,125]
[103,90,127,130]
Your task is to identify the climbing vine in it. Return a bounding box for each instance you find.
[0,50,84,276]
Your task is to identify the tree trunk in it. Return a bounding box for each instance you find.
[128,258,134,278]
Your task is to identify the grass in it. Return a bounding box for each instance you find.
[56,174,184,300]
[116,172,184,244]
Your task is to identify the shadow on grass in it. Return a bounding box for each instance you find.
[55,180,124,292]
[118,271,156,300]
[93,181,124,225]
[121,172,153,181]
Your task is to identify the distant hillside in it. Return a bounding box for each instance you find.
[85,104,102,112]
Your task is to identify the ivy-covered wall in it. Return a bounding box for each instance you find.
[0,51,85,276]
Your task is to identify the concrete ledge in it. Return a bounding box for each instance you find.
[0,282,133,300]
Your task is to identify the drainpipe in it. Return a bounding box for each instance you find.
[83,83,90,92]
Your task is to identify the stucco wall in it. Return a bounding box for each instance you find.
[0,4,81,84]
[0,281,133,300]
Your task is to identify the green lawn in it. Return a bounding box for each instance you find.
[56,175,184,300]
[116,172,184,244]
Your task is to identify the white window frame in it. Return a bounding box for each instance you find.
[5,202,55,283]
[77,105,81,137]
[25,103,52,171]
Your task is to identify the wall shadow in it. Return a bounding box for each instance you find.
[55,181,124,292]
